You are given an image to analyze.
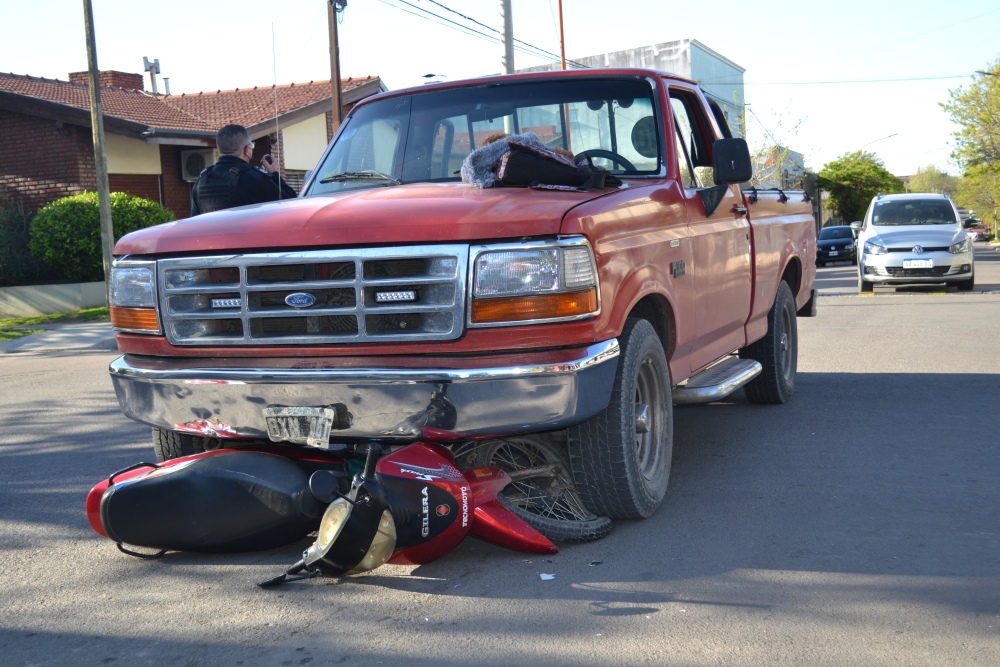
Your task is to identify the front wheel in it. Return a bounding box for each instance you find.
[858,273,874,293]
[453,435,612,543]
[568,318,672,519]
[957,275,975,292]
[740,281,798,405]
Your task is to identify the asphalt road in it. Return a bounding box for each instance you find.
[1,255,999,666]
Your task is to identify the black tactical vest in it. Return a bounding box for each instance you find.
[193,161,253,214]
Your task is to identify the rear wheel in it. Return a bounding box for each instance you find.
[740,281,797,405]
[568,318,672,519]
[454,435,612,543]
[152,428,210,462]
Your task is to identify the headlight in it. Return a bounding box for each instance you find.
[110,261,161,334]
[347,509,397,574]
[316,498,352,550]
[949,238,972,254]
[864,241,887,255]
[470,240,600,325]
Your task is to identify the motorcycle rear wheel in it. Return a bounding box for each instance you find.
[455,435,612,543]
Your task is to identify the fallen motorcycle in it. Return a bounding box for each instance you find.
[86,442,558,577]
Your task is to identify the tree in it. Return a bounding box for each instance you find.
[737,104,806,189]
[906,165,959,197]
[941,60,1000,235]
[817,151,903,223]
[941,61,1000,170]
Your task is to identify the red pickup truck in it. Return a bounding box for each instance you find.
[107,68,816,524]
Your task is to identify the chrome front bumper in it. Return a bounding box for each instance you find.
[109,340,619,445]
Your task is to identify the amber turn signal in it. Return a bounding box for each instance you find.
[110,306,160,333]
[471,288,598,324]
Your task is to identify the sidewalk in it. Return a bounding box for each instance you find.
[0,321,118,354]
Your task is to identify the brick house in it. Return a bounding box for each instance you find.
[0,70,386,220]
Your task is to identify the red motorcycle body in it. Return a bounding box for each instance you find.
[86,442,555,560]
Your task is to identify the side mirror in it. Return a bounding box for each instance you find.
[850,221,863,231]
[712,138,752,184]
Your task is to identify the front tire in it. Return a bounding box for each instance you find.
[740,281,797,405]
[957,275,975,292]
[858,273,874,293]
[152,428,210,462]
[568,318,672,519]
[454,435,612,543]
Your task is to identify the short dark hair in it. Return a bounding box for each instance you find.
[217,124,250,155]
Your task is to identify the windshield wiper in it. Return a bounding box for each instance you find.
[319,170,401,185]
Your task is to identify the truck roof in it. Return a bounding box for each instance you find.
[359,68,698,106]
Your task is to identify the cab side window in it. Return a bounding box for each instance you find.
[669,91,715,188]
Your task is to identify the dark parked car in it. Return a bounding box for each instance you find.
[816,225,858,266]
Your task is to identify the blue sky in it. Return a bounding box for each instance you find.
[4,0,999,176]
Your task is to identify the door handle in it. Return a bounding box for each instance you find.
[732,204,748,216]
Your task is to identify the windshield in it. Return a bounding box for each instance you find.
[305,77,661,195]
[818,227,853,240]
[872,199,957,226]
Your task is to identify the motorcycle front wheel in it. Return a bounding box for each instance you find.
[454,435,612,543]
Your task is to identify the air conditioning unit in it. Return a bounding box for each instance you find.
[180,149,218,182]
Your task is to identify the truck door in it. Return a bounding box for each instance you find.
[668,87,752,371]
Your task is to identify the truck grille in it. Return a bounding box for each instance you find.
[157,246,469,345]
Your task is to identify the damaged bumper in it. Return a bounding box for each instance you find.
[109,340,619,445]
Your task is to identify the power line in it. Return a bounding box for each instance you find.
[420,0,588,68]
[373,0,588,71]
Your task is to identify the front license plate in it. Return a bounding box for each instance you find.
[829,250,839,256]
[263,407,334,447]
[903,259,933,269]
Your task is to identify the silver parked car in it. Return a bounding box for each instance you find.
[853,193,974,293]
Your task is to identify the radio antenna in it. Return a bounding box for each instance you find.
[272,23,282,200]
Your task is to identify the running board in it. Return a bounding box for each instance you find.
[673,357,762,405]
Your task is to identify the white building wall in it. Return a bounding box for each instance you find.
[106,133,161,174]
[520,39,746,137]
[282,114,329,171]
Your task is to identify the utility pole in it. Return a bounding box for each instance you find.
[82,0,114,300]
[558,0,566,70]
[500,0,514,74]
[328,0,347,136]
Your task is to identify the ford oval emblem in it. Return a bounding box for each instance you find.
[285,292,316,308]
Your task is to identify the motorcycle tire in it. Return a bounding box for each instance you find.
[454,435,612,543]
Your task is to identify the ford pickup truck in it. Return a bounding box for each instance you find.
[107,68,817,523]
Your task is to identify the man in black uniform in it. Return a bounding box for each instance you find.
[190,124,297,216]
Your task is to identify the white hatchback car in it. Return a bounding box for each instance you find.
[853,193,974,293]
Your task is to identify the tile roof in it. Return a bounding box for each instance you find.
[0,72,214,131]
[0,72,380,134]
[160,76,379,128]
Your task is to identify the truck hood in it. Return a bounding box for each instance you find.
[115,183,610,256]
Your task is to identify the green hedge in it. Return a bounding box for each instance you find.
[29,192,173,282]
[0,189,48,287]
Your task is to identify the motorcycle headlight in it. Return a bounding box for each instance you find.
[110,261,161,334]
[949,238,972,254]
[864,241,887,256]
[347,509,397,574]
[470,240,600,326]
[316,498,352,551]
